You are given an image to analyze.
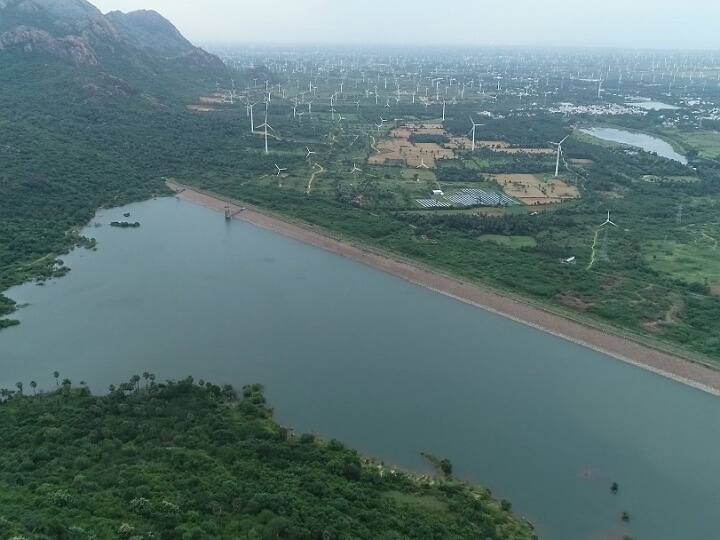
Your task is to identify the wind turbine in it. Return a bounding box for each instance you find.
[257,110,274,154]
[549,134,570,178]
[351,163,362,174]
[600,211,617,227]
[469,117,484,151]
[416,158,430,169]
[249,102,260,133]
[274,164,287,176]
[306,147,317,159]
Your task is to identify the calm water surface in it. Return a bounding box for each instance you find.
[582,127,688,164]
[2,197,719,540]
[625,101,680,111]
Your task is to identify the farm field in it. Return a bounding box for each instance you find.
[471,140,555,155]
[368,123,456,168]
[493,173,580,205]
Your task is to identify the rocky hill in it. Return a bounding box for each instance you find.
[0,0,225,84]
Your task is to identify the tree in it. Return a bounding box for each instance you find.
[142,371,150,389]
[15,382,23,395]
[53,371,59,386]
[30,381,37,395]
[130,375,141,392]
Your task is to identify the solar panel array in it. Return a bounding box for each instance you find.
[416,199,452,208]
[416,189,517,209]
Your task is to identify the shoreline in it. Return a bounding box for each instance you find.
[167,180,720,396]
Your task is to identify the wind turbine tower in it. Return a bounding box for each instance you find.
[469,117,484,151]
[550,135,571,178]
[257,109,273,154]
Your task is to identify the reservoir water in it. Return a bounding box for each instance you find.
[581,127,688,164]
[625,101,680,111]
[2,197,719,540]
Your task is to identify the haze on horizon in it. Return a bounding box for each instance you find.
[92,0,719,51]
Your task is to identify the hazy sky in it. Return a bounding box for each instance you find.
[93,0,720,50]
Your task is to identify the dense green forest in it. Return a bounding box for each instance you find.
[0,376,534,539]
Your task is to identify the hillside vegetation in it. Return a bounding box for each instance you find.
[0,0,229,325]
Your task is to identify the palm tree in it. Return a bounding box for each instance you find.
[15,382,23,395]
[130,375,141,392]
[53,371,59,386]
[142,372,150,389]
[30,381,37,395]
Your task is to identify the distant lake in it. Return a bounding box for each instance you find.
[626,101,680,111]
[581,127,688,164]
[2,197,719,540]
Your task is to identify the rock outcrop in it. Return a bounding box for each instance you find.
[0,0,224,72]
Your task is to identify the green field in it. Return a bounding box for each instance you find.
[479,235,538,249]
[643,240,720,288]
[663,129,720,160]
